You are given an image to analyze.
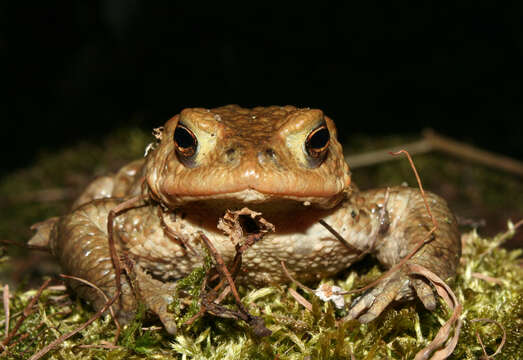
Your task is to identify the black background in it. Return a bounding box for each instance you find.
[5,1,522,177]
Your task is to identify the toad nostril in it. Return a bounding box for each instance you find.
[225,148,236,161]
[265,148,276,159]
[257,148,277,165]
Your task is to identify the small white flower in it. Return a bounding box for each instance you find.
[314,284,345,309]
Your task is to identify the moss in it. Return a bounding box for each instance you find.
[1,129,521,358]
[171,250,213,328]
[0,228,521,359]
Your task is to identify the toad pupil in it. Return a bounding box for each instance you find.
[174,124,197,157]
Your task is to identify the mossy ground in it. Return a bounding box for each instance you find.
[0,228,521,359]
[0,128,521,359]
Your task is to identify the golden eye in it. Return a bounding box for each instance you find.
[173,124,198,158]
[305,124,330,158]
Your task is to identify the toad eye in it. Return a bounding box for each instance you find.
[305,124,330,158]
[173,124,198,159]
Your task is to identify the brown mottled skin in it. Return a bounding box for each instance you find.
[31,105,460,333]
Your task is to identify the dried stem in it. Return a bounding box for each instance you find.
[198,233,245,313]
[423,129,523,176]
[60,274,121,344]
[470,273,504,286]
[497,218,523,244]
[409,263,462,360]
[331,150,438,298]
[390,149,437,229]
[318,220,363,255]
[337,227,437,297]
[288,288,312,311]
[2,285,9,342]
[107,195,142,307]
[29,290,120,360]
[345,129,523,176]
[280,261,314,293]
[159,209,197,255]
[1,279,51,348]
[196,230,271,337]
[321,188,391,263]
[470,318,506,359]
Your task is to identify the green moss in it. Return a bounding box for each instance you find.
[1,129,521,358]
[171,250,213,328]
[0,228,521,359]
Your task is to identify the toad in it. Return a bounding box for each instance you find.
[30,105,460,334]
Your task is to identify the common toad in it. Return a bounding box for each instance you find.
[30,105,461,334]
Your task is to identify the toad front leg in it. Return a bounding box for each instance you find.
[345,187,461,323]
[50,198,179,334]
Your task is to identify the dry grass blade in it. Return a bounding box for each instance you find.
[288,288,312,312]
[390,149,437,228]
[423,129,523,176]
[345,129,523,176]
[198,231,271,337]
[60,274,121,344]
[1,278,51,349]
[107,195,142,308]
[199,232,244,310]
[280,261,314,293]
[29,290,120,360]
[318,219,363,254]
[470,318,506,359]
[77,341,121,349]
[159,208,197,255]
[408,263,462,360]
[338,150,438,298]
[337,227,437,298]
[470,273,504,285]
[2,285,9,343]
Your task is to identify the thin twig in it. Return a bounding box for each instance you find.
[11,322,48,357]
[76,342,121,350]
[2,285,9,341]
[345,139,432,168]
[470,318,506,359]
[141,326,163,331]
[471,273,504,286]
[198,233,245,312]
[288,288,312,311]
[337,227,437,297]
[345,129,523,176]
[1,309,72,357]
[1,279,51,348]
[197,229,271,337]
[29,290,120,360]
[318,220,363,254]
[107,195,142,308]
[409,264,462,360]
[183,276,212,326]
[390,150,437,229]
[159,209,197,255]
[59,274,121,344]
[280,261,314,293]
[338,150,438,298]
[479,219,523,259]
[423,129,523,176]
